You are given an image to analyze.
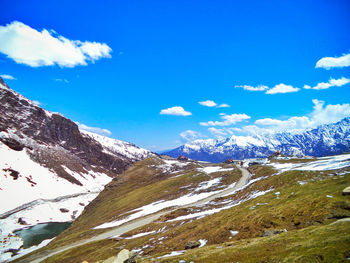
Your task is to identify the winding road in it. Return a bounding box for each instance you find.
[15,166,250,263]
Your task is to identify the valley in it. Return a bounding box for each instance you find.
[12,154,350,263]
[15,159,250,263]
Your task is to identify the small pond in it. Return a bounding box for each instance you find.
[14,222,72,248]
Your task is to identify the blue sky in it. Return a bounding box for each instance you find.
[0,0,350,151]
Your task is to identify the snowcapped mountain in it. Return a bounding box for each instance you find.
[0,77,153,209]
[165,118,350,162]
[0,77,153,260]
[81,130,151,162]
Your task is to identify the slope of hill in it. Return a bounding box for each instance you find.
[14,153,350,263]
[165,118,350,162]
[0,77,153,261]
[81,130,151,162]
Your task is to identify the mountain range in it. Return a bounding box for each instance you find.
[165,118,350,162]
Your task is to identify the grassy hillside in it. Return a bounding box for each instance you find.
[16,156,240,260]
[17,156,350,263]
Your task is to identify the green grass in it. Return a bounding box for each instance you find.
[33,163,350,263]
[25,157,240,253]
[270,158,316,164]
[133,168,350,255]
[146,220,350,263]
[16,157,350,263]
[41,239,120,263]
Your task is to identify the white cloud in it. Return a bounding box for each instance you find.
[265,83,300,94]
[310,99,350,126]
[76,122,112,136]
[200,113,250,126]
[208,127,242,138]
[180,130,203,142]
[199,100,217,107]
[54,78,69,83]
[208,127,227,138]
[304,77,350,90]
[316,52,350,69]
[235,85,268,91]
[238,125,273,136]
[0,21,112,67]
[160,106,192,116]
[235,83,300,94]
[255,118,286,126]
[255,116,311,131]
[0,74,16,80]
[226,127,242,133]
[198,100,230,108]
[253,99,350,132]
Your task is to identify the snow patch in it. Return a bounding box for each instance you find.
[195,178,221,191]
[93,189,223,229]
[270,154,350,172]
[158,251,185,258]
[229,230,239,236]
[197,166,235,174]
[198,239,207,248]
[7,238,54,262]
[113,231,156,240]
[0,141,112,260]
[168,188,273,222]
[0,141,111,214]
[157,159,189,174]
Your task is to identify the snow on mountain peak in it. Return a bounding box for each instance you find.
[224,135,265,147]
[166,117,350,162]
[81,130,154,162]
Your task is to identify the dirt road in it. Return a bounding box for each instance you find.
[15,166,250,263]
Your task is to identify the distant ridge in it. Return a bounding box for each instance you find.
[165,117,350,162]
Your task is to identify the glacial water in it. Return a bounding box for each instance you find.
[14,222,72,248]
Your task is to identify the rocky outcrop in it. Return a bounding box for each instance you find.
[0,80,130,176]
[100,249,138,263]
[0,77,152,184]
[17,218,27,225]
[0,137,25,151]
[185,240,201,249]
[262,229,287,237]
[177,155,189,161]
[124,251,137,263]
[342,186,350,196]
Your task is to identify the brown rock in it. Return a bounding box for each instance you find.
[342,186,350,195]
[177,155,188,161]
[17,217,27,225]
[0,137,24,151]
[262,229,287,237]
[185,240,201,249]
